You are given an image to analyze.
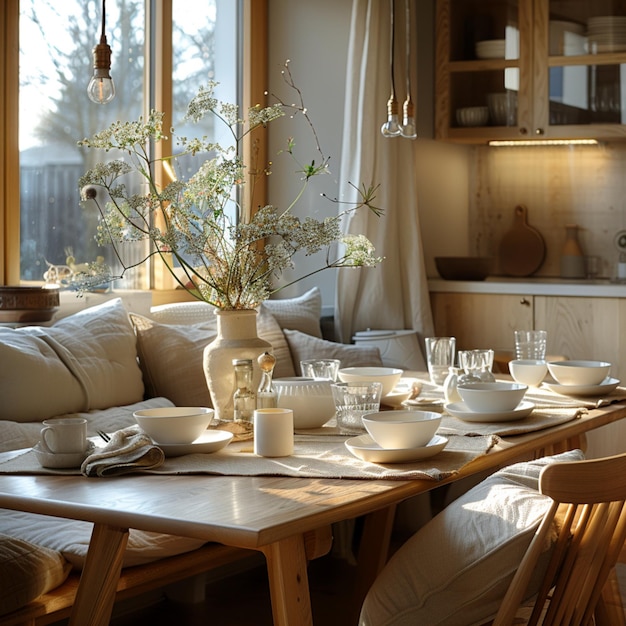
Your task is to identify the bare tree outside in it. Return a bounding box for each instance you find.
[19,0,222,283]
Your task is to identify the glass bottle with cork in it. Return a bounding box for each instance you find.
[257,352,277,409]
[232,358,256,422]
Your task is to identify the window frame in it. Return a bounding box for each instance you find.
[0,0,268,297]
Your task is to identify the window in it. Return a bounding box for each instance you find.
[0,0,266,291]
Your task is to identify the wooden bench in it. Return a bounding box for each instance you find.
[0,543,256,626]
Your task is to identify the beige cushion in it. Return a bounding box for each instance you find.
[284,329,383,374]
[0,534,71,616]
[0,298,144,422]
[263,287,323,338]
[131,308,296,407]
[149,300,217,325]
[360,450,585,626]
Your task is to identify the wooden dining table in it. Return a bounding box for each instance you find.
[0,400,625,626]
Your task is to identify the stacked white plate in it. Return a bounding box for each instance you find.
[475,39,506,59]
[587,16,626,53]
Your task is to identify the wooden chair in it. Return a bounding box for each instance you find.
[492,452,626,626]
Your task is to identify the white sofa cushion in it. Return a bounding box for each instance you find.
[284,329,383,373]
[262,287,323,338]
[359,450,585,626]
[0,534,71,616]
[0,298,144,422]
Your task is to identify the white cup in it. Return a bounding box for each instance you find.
[40,418,87,454]
[253,408,294,457]
[509,359,548,387]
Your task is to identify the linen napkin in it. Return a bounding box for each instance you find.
[80,426,165,477]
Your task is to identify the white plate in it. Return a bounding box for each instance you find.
[156,430,234,457]
[544,377,621,397]
[381,377,421,408]
[33,440,95,469]
[345,434,448,464]
[445,400,535,423]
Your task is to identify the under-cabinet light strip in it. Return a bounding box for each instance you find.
[488,139,599,147]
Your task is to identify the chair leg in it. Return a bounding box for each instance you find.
[595,568,626,626]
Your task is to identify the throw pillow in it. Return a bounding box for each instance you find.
[0,298,144,422]
[359,450,585,626]
[131,308,295,407]
[283,329,383,374]
[149,300,217,325]
[262,287,323,338]
[0,534,71,616]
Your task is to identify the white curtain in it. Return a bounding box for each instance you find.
[336,0,434,362]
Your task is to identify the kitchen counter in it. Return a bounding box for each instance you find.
[428,277,626,298]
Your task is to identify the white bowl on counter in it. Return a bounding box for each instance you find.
[273,377,335,429]
[509,359,548,387]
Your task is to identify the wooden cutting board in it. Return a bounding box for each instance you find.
[498,205,546,277]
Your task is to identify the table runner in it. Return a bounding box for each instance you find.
[0,432,498,481]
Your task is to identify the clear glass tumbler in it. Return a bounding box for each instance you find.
[425,337,456,385]
[514,330,547,361]
[331,381,382,435]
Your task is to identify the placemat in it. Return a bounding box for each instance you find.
[0,432,498,482]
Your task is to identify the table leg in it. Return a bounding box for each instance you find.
[68,523,129,626]
[263,534,314,626]
[352,504,397,617]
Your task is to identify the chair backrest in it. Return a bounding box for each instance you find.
[493,452,626,626]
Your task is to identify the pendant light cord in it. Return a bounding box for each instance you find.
[389,0,396,98]
[100,0,107,42]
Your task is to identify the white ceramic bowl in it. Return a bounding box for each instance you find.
[457,382,527,413]
[362,411,441,449]
[337,367,403,398]
[456,106,489,127]
[273,378,335,429]
[133,407,214,444]
[547,360,611,386]
[509,359,548,387]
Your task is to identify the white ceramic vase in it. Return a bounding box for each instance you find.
[203,309,271,421]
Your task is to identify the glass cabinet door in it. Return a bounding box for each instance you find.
[435,0,626,142]
[536,0,626,138]
[436,0,532,142]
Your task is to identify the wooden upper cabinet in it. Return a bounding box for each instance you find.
[435,0,626,143]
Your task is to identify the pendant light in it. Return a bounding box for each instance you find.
[400,0,417,138]
[381,0,401,137]
[87,0,116,104]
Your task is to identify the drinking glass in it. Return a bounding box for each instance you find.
[300,359,340,381]
[514,330,547,361]
[331,382,382,435]
[425,337,456,385]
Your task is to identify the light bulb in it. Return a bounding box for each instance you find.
[381,96,401,137]
[87,68,115,104]
[401,98,417,139]
[87,24,115,104]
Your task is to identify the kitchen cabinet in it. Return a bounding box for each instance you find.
[430,292,533,351]
[435,0,626,143]
[431,290,626,457]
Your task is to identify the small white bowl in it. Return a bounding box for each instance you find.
[362,411,441,449]
[457,382,527,413]
[509,359,548,387]
[456,106,489,127]
[273,378,335,429]
[337,367,403,398]
[133,407,214,444]
[547,360,611,387]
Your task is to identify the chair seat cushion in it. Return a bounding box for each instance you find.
[360,450,585,626]
[0,534,71,616]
